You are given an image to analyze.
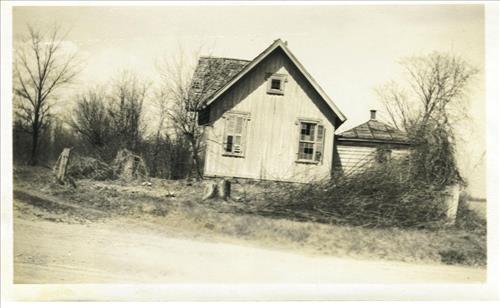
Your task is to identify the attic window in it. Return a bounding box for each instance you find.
[271,79,281,90]
[267,74,286,95]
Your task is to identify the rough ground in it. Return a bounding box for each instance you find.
[12,166,486,283]
[14,200,485,284]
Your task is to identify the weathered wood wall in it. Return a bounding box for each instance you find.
[203,48,339,183]
[334,144,410,174]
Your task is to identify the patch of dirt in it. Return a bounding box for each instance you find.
[13,209,486,284]
[14,188,108,224]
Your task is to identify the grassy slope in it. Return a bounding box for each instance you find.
[13,166,486,267]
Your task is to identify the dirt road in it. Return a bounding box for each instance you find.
[14,214,485,284]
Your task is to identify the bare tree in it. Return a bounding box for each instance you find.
[156,48,230,179]
[70,71,149,161]
[107,70,149,153]
[71,87,112,160]
[376,52,479,186]
[377,52,478,133]
[14,24,80,165]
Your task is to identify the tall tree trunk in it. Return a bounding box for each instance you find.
[189,137,203,180]
[29,128,39,166]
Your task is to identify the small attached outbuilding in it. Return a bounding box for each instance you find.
[333,110,411,175]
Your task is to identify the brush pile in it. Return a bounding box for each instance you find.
[258,159,449,229]
[66,149,148,181]
[67,154,114,181]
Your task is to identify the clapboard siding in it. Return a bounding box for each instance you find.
[336,146,377,172]
[392,149,410,160]
[204,48,338,183]
[334,144,410,174]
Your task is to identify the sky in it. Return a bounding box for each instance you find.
[12,4,486,197]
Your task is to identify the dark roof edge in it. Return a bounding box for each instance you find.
[336,136,412,146]
[198,56,251,63]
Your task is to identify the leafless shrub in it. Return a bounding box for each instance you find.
[71,71,149,162]
[108,71,149,153]
[71,87,113,160]
[140,133,192,179]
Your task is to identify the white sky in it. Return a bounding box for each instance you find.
[12,4,486,197]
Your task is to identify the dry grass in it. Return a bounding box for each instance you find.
[13,166,486,267]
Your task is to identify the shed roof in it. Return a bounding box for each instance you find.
[337,116,410,145]
[192,39,347,128]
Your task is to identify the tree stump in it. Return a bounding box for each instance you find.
[202,179,231,201]
[217,179,231,200]
[202,182,218,200]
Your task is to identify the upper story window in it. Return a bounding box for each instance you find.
[297,120,325,163]
[266,74,286,95]
[223,112,250,157]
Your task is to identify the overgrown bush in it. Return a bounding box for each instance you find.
[259,159,450,229]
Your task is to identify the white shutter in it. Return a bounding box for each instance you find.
[223,116,235,153]
[315,124,325,162]
[222,113,248,156]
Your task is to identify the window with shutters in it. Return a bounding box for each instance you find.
[297,120,325,163]
[223,112,249,157]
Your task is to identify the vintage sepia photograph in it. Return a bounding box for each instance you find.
[1,0,499,302]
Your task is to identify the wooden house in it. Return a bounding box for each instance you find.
[192,39,409,183]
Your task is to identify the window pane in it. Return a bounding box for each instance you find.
[300,123,316,141]
[225,135,233,152]
[271,79,281,90]
[299,142,314,160]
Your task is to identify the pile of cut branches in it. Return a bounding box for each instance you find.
[258,159,449,229]
[67,154,114,181]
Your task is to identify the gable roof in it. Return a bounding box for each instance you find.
[337,116,410,145]
[194,39,347,127]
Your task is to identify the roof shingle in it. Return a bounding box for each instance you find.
[190,57,250,103]
[337,119,410,144]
